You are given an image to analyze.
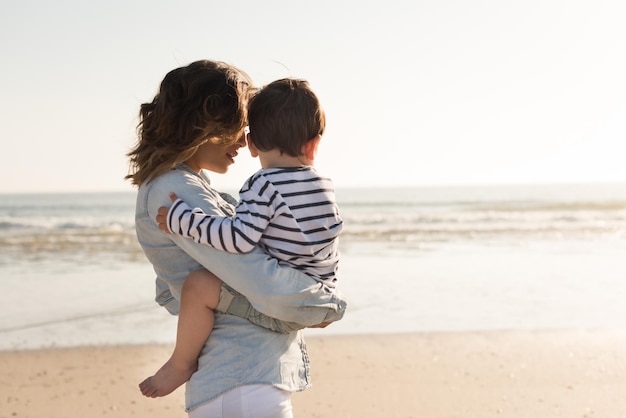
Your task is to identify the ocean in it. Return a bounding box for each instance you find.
[1,184,626,350]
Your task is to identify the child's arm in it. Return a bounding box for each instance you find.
[147,172,346,327]
[159,191,272,253]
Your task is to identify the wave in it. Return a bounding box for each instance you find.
[1,210,623,265]
[1,189,624,264]
[340,197,626,212]
[0,228,145,267]
[0,217,133,231]
[0,302,154,334]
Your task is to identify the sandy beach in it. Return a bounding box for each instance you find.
[2,330,626,418]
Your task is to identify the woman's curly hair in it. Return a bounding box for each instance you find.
[126,60,254,186]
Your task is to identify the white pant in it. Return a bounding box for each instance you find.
[188,384,293,418]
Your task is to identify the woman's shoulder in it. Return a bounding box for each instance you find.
[149,167,237,216]
[153,165,206,186]
[139,167,215,212]
[143,166,211,196]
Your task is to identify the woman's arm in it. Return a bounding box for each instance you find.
[147,170,346,326]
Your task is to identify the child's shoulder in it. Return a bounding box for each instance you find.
[258,165,317,177]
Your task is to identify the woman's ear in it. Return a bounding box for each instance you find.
[302,135,321,161]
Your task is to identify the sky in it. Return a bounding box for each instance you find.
[1,0,626,193]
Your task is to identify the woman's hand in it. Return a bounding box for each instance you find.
[156,192,179,233]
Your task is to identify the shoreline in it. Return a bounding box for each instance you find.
[3,329,626,417]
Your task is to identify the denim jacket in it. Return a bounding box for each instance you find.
[134,164,347,411]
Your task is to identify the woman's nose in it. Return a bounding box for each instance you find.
[236,133,247,147]
[237,126,250,148]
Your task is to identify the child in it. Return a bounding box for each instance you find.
[139,78,343,398]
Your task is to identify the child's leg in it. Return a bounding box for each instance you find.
[139,269,222,398]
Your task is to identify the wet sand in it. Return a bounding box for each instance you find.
[2,331,626,417]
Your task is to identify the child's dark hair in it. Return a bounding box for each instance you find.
[247,78,325,157]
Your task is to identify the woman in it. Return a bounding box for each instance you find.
[126,60,346,417]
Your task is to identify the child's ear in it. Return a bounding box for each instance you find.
[247,137,259,158]
[302,135,321,161]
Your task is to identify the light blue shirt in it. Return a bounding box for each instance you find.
[134,164,347,411]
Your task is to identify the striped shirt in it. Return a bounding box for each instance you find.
[167,166,342,285]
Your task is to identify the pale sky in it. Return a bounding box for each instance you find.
[1,0,625,193]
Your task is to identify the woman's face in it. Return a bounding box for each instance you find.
[185,133,247,174]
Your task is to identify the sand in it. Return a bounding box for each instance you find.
[2,330,626,418]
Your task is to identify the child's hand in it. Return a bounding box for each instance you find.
[156,193,179,233]
[308,321,332,329]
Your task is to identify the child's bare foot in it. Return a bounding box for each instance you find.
[138,359,196,398]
